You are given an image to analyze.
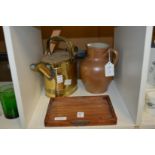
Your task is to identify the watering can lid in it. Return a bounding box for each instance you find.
[41,50,70,65]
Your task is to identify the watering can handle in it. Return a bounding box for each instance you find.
[46,36,75,60]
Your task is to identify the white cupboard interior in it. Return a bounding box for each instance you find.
[0,26,154,128]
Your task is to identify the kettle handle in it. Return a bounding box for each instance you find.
[46,36,75,60]
[106,48,119,66]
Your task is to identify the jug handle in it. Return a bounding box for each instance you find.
[107,48,119,66]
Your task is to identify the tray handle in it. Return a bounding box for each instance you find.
[71,120,90,126]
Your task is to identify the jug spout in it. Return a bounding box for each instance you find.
[30,63,52,79]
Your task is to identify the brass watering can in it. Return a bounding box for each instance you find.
[30,36,77,98]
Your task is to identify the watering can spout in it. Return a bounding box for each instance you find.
[30,63,51,79]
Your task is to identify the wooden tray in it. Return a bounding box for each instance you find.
[44,95,117,127]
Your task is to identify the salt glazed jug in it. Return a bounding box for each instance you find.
[80,43,119,93]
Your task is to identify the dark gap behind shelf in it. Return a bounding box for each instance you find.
[0,26,12,81]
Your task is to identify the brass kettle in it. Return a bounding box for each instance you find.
[30,36,77,98]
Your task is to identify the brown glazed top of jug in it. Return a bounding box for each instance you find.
[87,43,108,59]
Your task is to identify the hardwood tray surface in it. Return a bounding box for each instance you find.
[44,95,117,127]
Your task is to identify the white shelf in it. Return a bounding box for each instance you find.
[28,80,134,128]
[140,82,155,128]
[141,110,155,128]
[0,115,21,129]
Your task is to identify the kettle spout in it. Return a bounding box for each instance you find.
[30,63,52,79]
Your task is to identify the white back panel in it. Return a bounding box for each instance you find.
[114,26,149,123]
[3,27,43,127]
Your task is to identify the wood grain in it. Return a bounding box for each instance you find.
[0,26,4,41]
[0,27,7,52]
[40,26,114,39]
[44,95,117,127]
[0,61,12,81]
[152,27,155,44]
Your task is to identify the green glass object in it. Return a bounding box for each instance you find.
[0,84,19,119]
